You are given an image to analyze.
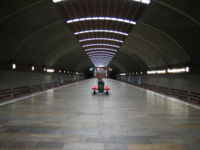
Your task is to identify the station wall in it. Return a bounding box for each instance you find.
[118,73,200,93]
[0,70,85,89]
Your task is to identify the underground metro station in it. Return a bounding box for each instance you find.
[0,0,200,150]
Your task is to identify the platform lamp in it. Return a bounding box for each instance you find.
[30,63,35,71]
[43,65,47,72]
[9,58,16,70]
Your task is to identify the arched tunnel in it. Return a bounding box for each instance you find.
[0,0,200,149]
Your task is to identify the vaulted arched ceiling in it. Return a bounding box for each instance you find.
[0,0,199,72]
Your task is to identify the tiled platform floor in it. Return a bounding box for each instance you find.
[0,79,200,150]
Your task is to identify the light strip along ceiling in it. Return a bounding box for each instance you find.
[88,54,115,58]
[90,59,113,62]
[53,0,151,67]
[133,0,151,4]
[89,54,114,57]
[90,58,113,61]
[90,56,113,59]
[83,44,120,48]
[91,58,112,61]
[87,51,116,55]
[74,30,128,36]
[79,38,124,43]
[90,56,114,59]
[53,0,151,5]
[67,17,136,25]
[84,48,118,52]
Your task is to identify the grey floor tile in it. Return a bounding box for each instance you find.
[0,79,199,150]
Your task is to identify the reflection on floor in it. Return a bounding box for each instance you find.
[0,79,200,150]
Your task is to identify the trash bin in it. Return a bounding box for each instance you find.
[98,81,104,93]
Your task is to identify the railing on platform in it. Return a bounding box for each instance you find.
[0,80,81,103]
[122,81,200,106]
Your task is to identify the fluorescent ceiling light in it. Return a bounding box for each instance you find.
[147,67,189,74]
[92,60,111,61]
[85,48,118,52]
[167,67,189,74]
[91,59,112,60]
[92,60,111,62]
[96,65,106,67]
[67,17,136,25]
[120,73,126,76]
[90,55,113,57]
[12,64,16,69]
[90,58,113,61]
[79,38,124,43]
[141,0,151,4]
[90,56,112,59]
[91,61,111,64]
[52,0,63,3]
[47,69,55,73]
[88,52,114,55]
[147,70,166,75]
[92,60,110,62]
[92,61,111,64]
[86,51,116,55]
[32,66,35,71]
[90,58,112,60]
[133,0,151,4]
[83,43,120,48]
[88,54,114,57]
[74,30,128,36]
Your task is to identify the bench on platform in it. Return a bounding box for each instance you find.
[92,86,110,95]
